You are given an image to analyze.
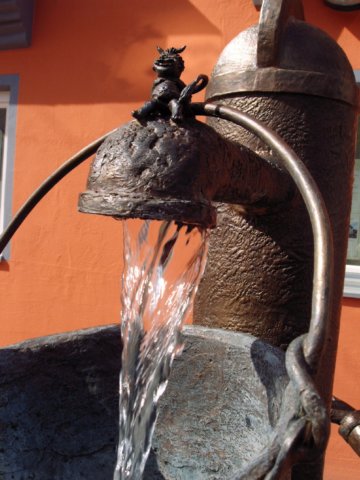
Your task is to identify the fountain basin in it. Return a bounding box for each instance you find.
[0,325,288,479]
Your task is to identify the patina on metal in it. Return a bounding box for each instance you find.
[207,0,358,106]
[78,45,292,229]
[192,1,359,477]
[132,46,208,123]
[180,102,333,479]
[0,97,336,478]
[79,86,336,477]
[195,0,358,468]
[331,398,360,457]
[325,0,360,10]
[77,116,293,229]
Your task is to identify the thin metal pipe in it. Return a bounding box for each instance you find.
[0,128,117,257]
[325,1,360,11]
[192,102,333,372]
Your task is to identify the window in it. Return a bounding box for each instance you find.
[0,75,19,261]
[343,71,360,297]
[0,91,11,229]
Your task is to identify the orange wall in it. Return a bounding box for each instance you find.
[0,0,359,475]
[0,0,358,342]
[0,0,235,344]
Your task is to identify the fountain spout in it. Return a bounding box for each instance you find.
[77,44,293,229]
[77,1,359,478]
[77,113,293,229]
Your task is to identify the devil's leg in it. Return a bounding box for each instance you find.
[132,101,158,120]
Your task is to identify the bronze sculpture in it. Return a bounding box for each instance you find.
[0,0,359,478]
[132,46,208,123]
[79,0,360,475]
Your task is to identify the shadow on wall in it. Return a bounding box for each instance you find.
[0,260,9,272]
[17,0,220,105]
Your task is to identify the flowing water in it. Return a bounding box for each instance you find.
[113,219,208,480]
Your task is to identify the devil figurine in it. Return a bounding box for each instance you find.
[132,46,208,123]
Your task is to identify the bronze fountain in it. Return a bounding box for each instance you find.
[0,0,359,478]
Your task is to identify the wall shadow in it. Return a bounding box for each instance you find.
[0,260,9,272]
[12,0,220,105]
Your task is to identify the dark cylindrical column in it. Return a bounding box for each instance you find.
[194,1,359,478]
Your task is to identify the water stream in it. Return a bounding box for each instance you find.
[113,219,208,480]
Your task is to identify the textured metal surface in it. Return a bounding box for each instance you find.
[195,95,356,356]
[0,325,289,479]
[192,102,334,373]
[325,1,360,10]
[0,0,356,476]
[335,407,360,456]
[194,1,359,476]
[191,103,333,479]
[132,46,208,124]
[193,93,356,479]
[207,0,359,107]
[78,117,292,228]
[78,118,219,228]
[256,0,304,67]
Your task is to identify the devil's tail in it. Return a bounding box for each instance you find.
[178,74,209,105]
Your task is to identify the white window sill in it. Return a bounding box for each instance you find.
[344,265,360,298]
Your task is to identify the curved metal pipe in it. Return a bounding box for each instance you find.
[0,128,117,257]
[254,0,360,10]
[192,101,333,373]
[325,1,360,10]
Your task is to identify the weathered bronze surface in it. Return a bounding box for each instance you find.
[325,1,360,10]
[331,397,360,457]
[77,1,359,476]
[132,46,208,123]
[78,117,292,228]
[193,0,359,478]
[78,118,220,227]
[339,412,360,456]
[190,102,334,479]
[78,100,337,477]
[207,0,358,107]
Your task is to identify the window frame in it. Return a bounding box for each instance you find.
[0,75,19,261]
[343,70,360,298]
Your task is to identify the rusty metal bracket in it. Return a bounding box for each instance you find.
[331,397,360,456]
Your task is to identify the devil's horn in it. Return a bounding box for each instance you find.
[157,46,165,54]
[175,45,186,54]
